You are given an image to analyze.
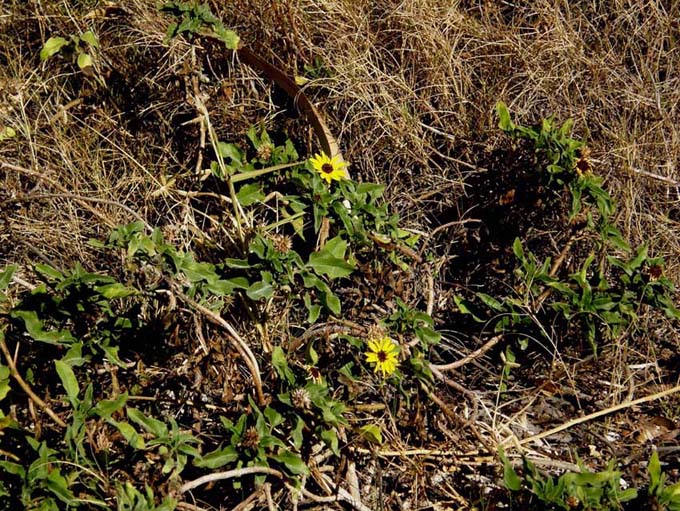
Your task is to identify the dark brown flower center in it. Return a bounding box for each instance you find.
[377,351,388,362]
[321,163,334,174]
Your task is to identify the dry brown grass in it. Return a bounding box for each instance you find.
[1,0,680,508]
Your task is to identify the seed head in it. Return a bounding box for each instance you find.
[291,388,312,410]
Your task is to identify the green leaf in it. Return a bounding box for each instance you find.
[246,280,274,300]
[11,309,76,345]
[323,236,349,259]
[80,30,98,48]
[477,292,505,312]
[272,347,296,385]
[359,424,383,445]
[415,326,441,346]
[194,445,239,468]
[0,126,16,142]
[110,420,145,450]
[214,26,240,49]
[34,263,65,281]
[54,360,79,405]
[0,460,25,478]
[271,449,309,475]
[127,408,168,438]
[264,406,285,428]
[0,373,10,402]
[307,247,355,279]
[512,237,525,263]
[0,264,17,290]
[306,344,319,366]
[236,183,265,206]
[496,101,514,132]
[304,293,321,324]
[499,448,522,491]
[223,258,252,269]
[40,36,69,60]
[95,282,137,299]
[453,295,485,322]
[320,428,339,456]
[323,291,341,315]
[649,451,662,493]
[291,417,304,450]
[46,468,77,504]
[217,142,244,164]
[77,52,93,70]
[93,393,128,419]
[101,344,126,368]
[206,277,249,296]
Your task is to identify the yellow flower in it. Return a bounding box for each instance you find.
[365,336,399,377]
[310,152,347,184]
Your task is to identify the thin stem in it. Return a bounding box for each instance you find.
[193,97,247,245]
[180,467,283,494]
[170,284,265,406]
[0,335,67,428]
[506,383,680,448]
[430,334,503,371]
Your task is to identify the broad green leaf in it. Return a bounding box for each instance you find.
[648,451,662,492]
[11,310,76,344]
[359,424,383,445]
[0,461,25,478]
[322,236,348,259]
[77,52,93,70]
[61,342,86,367]
[323,291,341,315]
[236,183,265,206]
[180,258,216,283]
[101,344,126,368]
[246,280,274,300]
[291,417,304,450]
[512,238,525,263]
[0,264,17,290]
[499,448,522,491]
[95,282,137,299]
[110,420,145,450]
[40,36,69,60]
[304,293,321,324]
[271,449,309,475]
[54,360,79,405]
[452,295,485,322]
[0,379,9,403]
[0,126,16,142]
[46,468,77,504]
[306,344,319,366]
[307,251,355,279]
[477,292,504,312]
[206,277,248,296]
[271,347,296,385]
[415,326,441,346]
[320,428,339,456]
[223,258,252,269]
[496,101,514,132]
[194,445,239,468]
[264,406,284,428]
[80,30,98,47]
[216,142,243,164]
[93,393,128,419]
[214,26,239,49]
[34,263,64,281]
[127,408,167,438]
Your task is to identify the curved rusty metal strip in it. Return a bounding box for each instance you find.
[236,46,347,177]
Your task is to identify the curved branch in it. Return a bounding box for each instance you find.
[0,334,67,428]
[170,285,265,406]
